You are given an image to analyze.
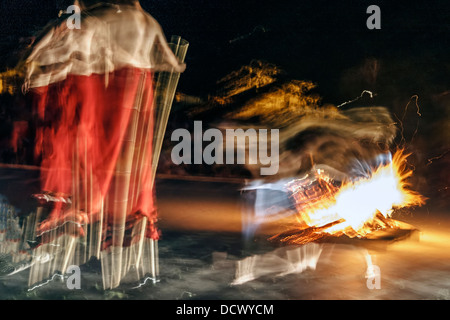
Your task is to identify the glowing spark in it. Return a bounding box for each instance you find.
[427,149,450,166]
[336,90,375,108]
[7,261,35,276]
[229,25,269,43]
[396,95,422,147]
[404,95,422,117]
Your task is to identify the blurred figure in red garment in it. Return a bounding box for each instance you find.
[23,0,186,248]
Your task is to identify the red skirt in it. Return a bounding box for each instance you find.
[32,66,159,244]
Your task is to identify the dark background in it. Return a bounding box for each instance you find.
[0,1,449,96]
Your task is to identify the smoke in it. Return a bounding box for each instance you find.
[236,105,398,182]
[239,103,401,238]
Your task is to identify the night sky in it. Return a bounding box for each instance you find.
[1,1,449,96]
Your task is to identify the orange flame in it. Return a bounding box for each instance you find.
[286,150,426,239]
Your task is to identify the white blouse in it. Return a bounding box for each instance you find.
[25,3,184,88]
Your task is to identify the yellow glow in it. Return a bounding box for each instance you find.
[0,69,23,95]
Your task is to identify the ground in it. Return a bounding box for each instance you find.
[0,169,449,300]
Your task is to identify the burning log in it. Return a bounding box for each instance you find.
[268,213,420,249]
[268,219,345,245]
[244,149,425,247]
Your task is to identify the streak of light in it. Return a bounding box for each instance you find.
[36,220,85,237]
[395,95,422,147]
[27,273,64,292]
[427,149,450,166]
[336,90,375,108]
[131,276,160,289]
